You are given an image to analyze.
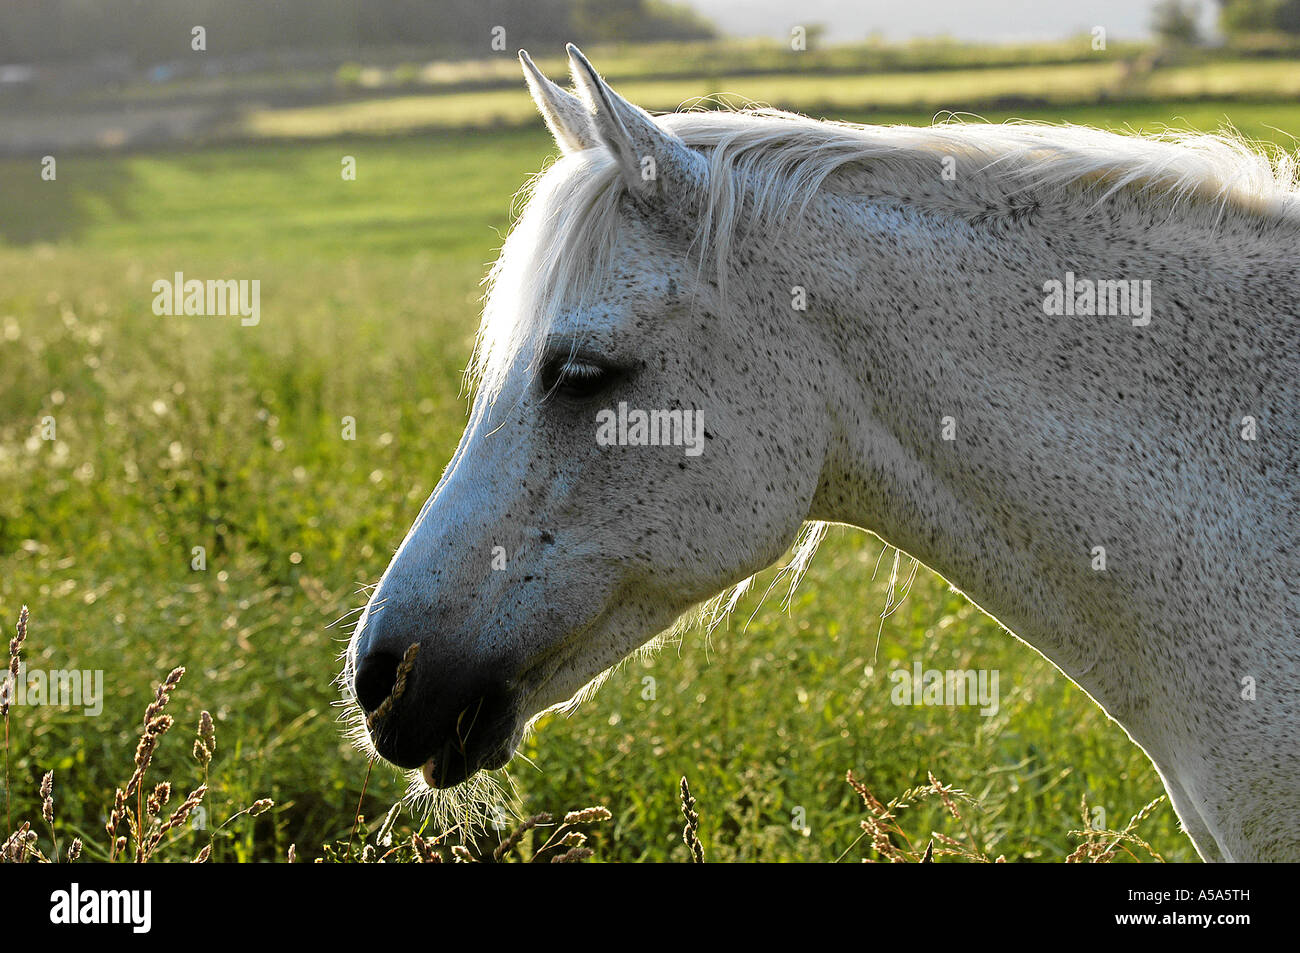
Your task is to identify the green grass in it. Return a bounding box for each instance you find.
[85,36,1154,107]
[4,86,1297,861]
[240,58,1300,141]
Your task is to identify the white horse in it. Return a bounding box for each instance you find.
[345,45,1299,862]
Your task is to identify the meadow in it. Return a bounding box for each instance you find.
[4,49,1297,861]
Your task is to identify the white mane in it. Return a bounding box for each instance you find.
[471,108,1300,403]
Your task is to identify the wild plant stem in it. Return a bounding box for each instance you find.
[347,760,373,858]
[4,714,10,839]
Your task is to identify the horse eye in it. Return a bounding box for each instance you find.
[540,358,620,401]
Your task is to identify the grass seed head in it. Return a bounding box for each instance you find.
[562,806,611,825]
[365,642,420,732]
[40,770,54,825]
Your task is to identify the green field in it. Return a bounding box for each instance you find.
[242,58,1300,139]
[4,58,1297,861]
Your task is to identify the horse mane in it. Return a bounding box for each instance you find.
[471,108,1300,405]
[464,109,1300,636]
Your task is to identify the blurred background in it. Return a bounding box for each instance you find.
[1,1,1295,861]
[5,0,1300,158]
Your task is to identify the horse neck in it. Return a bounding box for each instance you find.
[789,183,1296,738]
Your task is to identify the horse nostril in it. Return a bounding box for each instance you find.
[354,650,403,714]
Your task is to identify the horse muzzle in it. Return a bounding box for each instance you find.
[352,639,522,787]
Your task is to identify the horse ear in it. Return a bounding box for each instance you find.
[565,43,706,208]
[519,50,598,154]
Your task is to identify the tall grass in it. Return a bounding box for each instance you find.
[1,603,1167,863]
[2,605,615,862]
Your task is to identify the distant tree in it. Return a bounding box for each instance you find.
[1217,0,1300,34]
[0,0,717,66]
[572,0,716,42]
[1152,0,1204,44]
[1280,0,1300,30]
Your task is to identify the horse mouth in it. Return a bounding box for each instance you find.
[421,746,508,789]
[415,720,522,789]
[354,681,523,787]
[412,665,571,788]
